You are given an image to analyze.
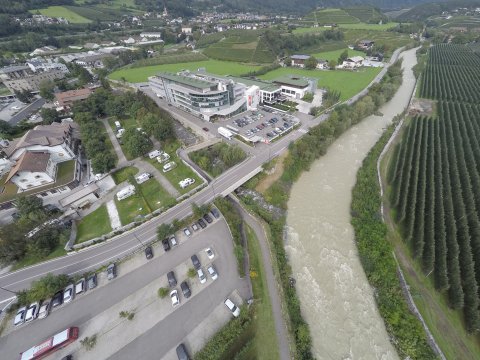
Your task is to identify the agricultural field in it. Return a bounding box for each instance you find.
[312,48,365,61]
[338,22,398,30]
[259,66,381,101]
[343,6,386,23]
[388,44,480,337]
[302,8,360,25]
[109,59,261,83]
[34,6,91,23]
[204,32,275,63]
[62,5,136,21]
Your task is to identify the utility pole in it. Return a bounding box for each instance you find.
[133,232,145,247]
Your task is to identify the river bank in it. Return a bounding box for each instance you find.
[285,47,419,359]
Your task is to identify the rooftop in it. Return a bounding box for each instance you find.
[5,151,50,183]
[291,55,311,60]
[227,76,280,92]
[156,72,214,90]
[55,88,93,103]
[0,65,30,74]
[272,75,310,88]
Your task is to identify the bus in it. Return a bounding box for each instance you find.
[226,125,239,134]
[20,327,79,360]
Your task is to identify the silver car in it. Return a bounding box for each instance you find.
[37,299,51,319]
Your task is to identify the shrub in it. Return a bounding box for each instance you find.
[158,287,169,298]
[81,334,97,351]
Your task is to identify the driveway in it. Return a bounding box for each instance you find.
[0,219,248,360]
[101,118,128,167]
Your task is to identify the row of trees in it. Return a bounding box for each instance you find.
[390,43,480,333]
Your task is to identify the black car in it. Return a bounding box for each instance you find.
[197,218,207,229]
[87,274,97,290]
[51,291,63,308]
[176,343,190,360]
[167,271,177,287]
[191,255,201,270]
[210,208,220,219]
[180,281,191,298]
[162,238,171,252]
[145,246,153,259]
[203,213,213,224]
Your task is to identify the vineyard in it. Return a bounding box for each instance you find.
[389,44,480,333]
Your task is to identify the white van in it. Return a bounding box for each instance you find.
[116,185,136,200]
[116,128,125,138]
[157,153,170,163]
[114,121,121,129]
[148,149,163,159]
[163,161,176,173]
[179,178,195,189]
[135,172,152,184]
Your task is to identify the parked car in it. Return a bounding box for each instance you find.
[162,238,171,252]
[197,218,207,229]
[170,290,180,307]
[205,247,214,259]
[191,223,199,231]
[167,271,177,287]
[37,299,51,319]
[210,208,220,219]
[176,343,190,360]
[207,265,218,281]
[203,213,213,224]
[224,298,241,317]
[25,302,39,322]
[162,161,176,172]
[202,127,209,132]
[75,278,85,295]
[87,274,97,290]
[170,236,178,247]
[63,284,74,304]
[180,281,191,299]
[197,268,207,284]
[51,291,63,308]
[191,255,201,270]
[107,263,117,280]
[14,306,27,326]
[183,227,191,237]
[145,245,154,259]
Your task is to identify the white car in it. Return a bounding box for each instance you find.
[75,278,86,295]
[224,298,240,317]
[197,268,207,284]
[63,284,74,303]
[162,161,176,173]
[170,289,180,307]
[157,153,171,164]
[183,228,191,237]
[179,178,195,189]
[205,248,214,260]
[207,265,218,281]
[37,299,51,319]
[14,306,27,326]
[25,302,39,322]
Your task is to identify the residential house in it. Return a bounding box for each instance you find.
[290,54,310,68]
[357,40,374,50]
[339,56,365,69]
[140,32,162,38]
[5,151,56,190]
[181,27,193,34]
[55,88,93,108]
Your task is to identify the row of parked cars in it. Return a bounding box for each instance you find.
[13,264,117,327]
[183,209,219,237]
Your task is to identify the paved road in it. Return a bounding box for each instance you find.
[0,47,404,304]
[0,220,248,360]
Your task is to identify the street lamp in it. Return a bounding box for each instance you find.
[133,232,145,247]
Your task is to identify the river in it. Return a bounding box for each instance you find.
[286,47,418,360]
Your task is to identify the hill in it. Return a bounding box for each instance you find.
[302,7,388,25]
[396,0,480,21]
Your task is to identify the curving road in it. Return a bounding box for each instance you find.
[0,47,404,305]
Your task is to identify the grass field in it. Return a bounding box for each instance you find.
[260,66,381,101]
[312,48,365,61]
[112,166,139,184]
[303,8,360,25]
[109,60,262,83]
[76,205,112,243]
[339,22,398,30]
[35,6,91,23]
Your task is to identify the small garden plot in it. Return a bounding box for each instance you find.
[115,192,150,225]
[190,143,247,178]
[76,205,112,243]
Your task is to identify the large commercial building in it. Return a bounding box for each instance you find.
[0,65,65,92]
[148,71,313,121]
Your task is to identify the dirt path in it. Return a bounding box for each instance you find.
[232,196,291,360]
[255,151,288,194]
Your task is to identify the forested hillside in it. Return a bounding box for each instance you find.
[389,44,480,334]
[396,0,480,21]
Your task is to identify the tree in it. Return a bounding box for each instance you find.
[14,89,33,103]
[91,152,115,174]
[122,128,153,158]
[25,273,71,303]
[338,49,349,64]
[0,222,28,264]
[157,287,169,298]
[39,80,55,101]
[328,59,337,69]
[285,57,292,66]
[187,268,196,278]
[304,56,318,70]
[41,108,60,124]
[192,203,210,218]
[157,223,173,241]
[15,196,45,221]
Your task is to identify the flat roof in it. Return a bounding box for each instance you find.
[156,72,214,89]
[228,76,280,92]
[272,76,309,88]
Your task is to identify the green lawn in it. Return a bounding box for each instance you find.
[34,6,91,23]
[245,224,280,360]
[115,193,150,225]
[312,48,365,61]
[109,59,262,83]
[147,141,201,195]
[138,178,176,210]
[76,205,112,243]
[112,166,139,185]
[260,67,381,101]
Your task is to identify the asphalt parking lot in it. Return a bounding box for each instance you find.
[221,108,299,143]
